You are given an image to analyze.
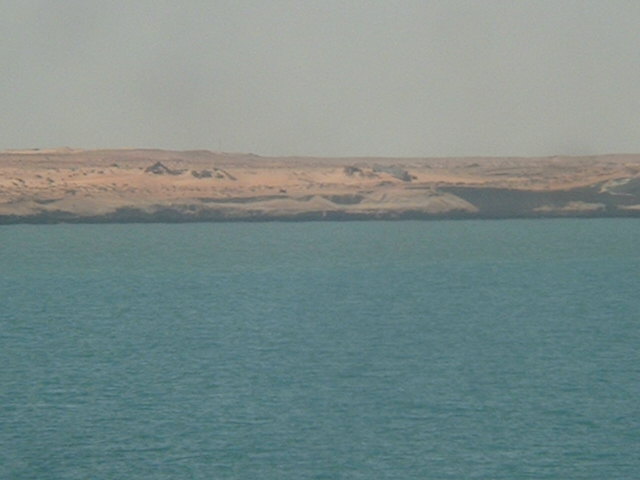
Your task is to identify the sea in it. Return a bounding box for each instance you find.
[1,219,638,479]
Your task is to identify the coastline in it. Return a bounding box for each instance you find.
[2,149,639,224]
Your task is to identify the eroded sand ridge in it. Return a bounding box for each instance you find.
[2,148,640,222]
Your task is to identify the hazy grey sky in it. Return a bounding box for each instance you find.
[2,0,640,156]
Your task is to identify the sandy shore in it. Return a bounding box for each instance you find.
[1,148,640,223]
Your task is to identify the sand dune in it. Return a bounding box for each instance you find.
[1,149,640,223]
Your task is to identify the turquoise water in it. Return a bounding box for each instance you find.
[1,220,639,479]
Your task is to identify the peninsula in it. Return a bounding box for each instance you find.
[1,148,640,223]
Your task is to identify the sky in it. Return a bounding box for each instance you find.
[2,0,640,157]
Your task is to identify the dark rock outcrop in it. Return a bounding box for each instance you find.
[145,162,184,175]
[191,169,213,178]
[344,166,364,176]
[373,165,415,182]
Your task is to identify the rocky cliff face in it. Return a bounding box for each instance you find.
[1,149,639,223]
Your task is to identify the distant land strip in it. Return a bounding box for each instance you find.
[2,148,640,224]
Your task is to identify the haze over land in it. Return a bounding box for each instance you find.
[2,1,640,157]
[2,149,640,223]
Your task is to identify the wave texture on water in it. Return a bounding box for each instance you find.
[1,220,639,479]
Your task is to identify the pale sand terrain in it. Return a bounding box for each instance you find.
[1,148,640,223]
